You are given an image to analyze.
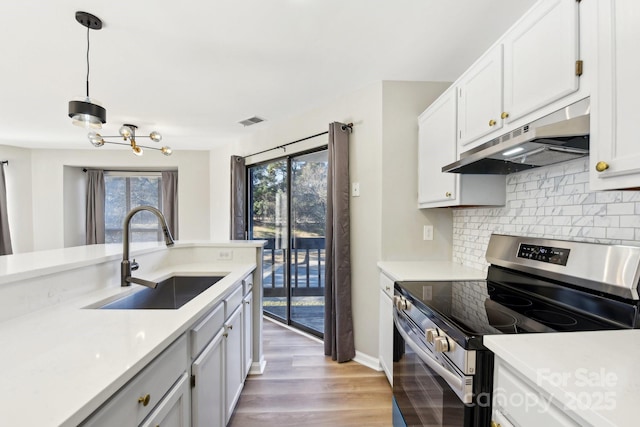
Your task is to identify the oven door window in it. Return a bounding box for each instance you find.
[393,334,466,427]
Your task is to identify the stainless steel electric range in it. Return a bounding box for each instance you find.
[392,234,640,427]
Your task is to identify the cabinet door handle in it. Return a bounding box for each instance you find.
[490,421,501,427]
[385,286,391,291]
[488,119,497,127]
[445,192,452,198]
[595,161,609,172]
[244,300,250,305]
[138,394,151,406]
[500,112,509,119]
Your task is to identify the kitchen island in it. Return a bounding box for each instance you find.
[0,240,265,426]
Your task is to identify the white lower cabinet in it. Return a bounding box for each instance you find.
[140,372,191,427]
[492,357,584,427]
[378,272,394,385]
[224,306,244,423]
[81,335,189,427]
[191,280,249,427]
[191,328,226,427]
[242,291,253,378]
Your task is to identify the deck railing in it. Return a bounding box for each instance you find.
[261,237,325,297]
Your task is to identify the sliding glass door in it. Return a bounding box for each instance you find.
[248,149,327,337]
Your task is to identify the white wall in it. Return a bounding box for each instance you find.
[0,145,34,253]
[28,148,211,251]
[453,158,640,271]
[63,166,86,248]
[381,81,453,260]
[210,81,453,360]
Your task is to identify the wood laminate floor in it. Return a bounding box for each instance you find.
[228,318,392,427]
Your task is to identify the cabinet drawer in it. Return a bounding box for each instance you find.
[493,359,581,427]
[81,335,188,426]
[242,274,253,295]
[224,285,243,318]
[380,273,394,299]
[191,303,225,358]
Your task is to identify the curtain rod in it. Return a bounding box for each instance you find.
[243,123,353,159]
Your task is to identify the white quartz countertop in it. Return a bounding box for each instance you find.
[377,260,486,282]
[0,241,263,427]
[485,330,640,427]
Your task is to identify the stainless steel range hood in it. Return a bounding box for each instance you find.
[442,98,590,174]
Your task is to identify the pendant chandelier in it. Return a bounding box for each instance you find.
[68,11,106,129]
[88,124,172,156]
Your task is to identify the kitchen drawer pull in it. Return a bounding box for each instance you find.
[489,119,497,127]
[595,161,609,172]
[138,393,151,406]
[500,112,509,119]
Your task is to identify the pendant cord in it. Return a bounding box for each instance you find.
[86,25,90,97]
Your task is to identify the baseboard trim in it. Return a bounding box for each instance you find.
[249,357,267,375]
[354,351,382,372]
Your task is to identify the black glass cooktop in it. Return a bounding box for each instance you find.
[395,266,639,349]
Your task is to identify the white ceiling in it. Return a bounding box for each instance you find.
[0,0,536,151]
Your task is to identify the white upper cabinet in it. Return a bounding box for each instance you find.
[503,0,580,123]
[589,0,640,190]
[419,88,458,206]
[418,88,506,208]
[456,0,582,154]
[457,46,504,149]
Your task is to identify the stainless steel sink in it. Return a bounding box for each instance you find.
[93,275,225,310]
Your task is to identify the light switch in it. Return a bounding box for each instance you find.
[351,182,360,197]
[423,225,434,241]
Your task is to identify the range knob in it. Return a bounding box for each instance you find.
[425,328,439,343]
[394,296,411,310]
[434,336,450,353]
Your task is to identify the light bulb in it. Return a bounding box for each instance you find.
[119,125,133,139]
[88,132,105,147]
[149,131,162,142]
[161,146,172,156]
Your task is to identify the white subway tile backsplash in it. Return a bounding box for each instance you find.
[452,158,640,270]
[607,203,635,215]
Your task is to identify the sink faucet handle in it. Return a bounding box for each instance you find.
[131,259,139,271]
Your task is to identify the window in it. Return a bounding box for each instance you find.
[104,172,163,243]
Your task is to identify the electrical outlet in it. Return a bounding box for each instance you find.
[423,225,434,241]
[217,250,233,261]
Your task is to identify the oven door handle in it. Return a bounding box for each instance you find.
[394,309,472,404]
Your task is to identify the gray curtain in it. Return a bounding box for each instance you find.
[162,171,179,239]
[324,122,355,362]
[85,169,105,245]
[230,155,247,240]
[0,163,13,255]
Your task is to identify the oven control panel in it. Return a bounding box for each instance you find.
[517,243,570,265]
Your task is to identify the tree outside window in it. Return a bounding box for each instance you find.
[104,173,163,243]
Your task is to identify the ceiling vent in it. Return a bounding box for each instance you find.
[238,116,265,127]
